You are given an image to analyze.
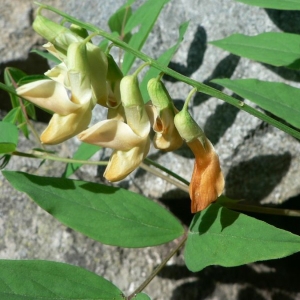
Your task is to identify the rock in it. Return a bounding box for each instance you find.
[1,1,300,299]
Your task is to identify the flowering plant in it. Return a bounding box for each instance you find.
[1,1,300,299]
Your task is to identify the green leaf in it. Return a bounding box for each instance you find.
[210,32,300,69]
[140,21,189,101]
[3,68,33,138]
[134,293,151,299]
[122,0,170,74]
[3,107,22,124]
[0,260,123,300]
[62,142,100,178]
[18,75,49,86]
[31,49,61,64]
[212,78,300,129]
[3,171,184,247]
[184,203,300,272]
[234,0,300,10]
[0,122,19,153]
[108,0,133,43]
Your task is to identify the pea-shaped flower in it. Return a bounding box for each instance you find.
[174,95,224,213]
[78,74,151,181]
[147,77,183,151]
[16,38,108,144]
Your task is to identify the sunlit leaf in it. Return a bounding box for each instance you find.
[108,0,134,43]
[2,107,22,124]
[210,32,300,69]
[0,122,19,153]
[31,49,61,64]
[3,171,184,247]
[234,0,300,10]
[122,0,170,74]
[134,293,151,299]
[140,21,189,101]
[212,78,300,129]
[0,260,123,300]
[185,203,300,272]
[62,142,100,178]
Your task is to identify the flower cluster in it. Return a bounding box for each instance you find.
[17,13,224,212]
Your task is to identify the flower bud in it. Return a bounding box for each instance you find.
[70,24,89,39]
[174,104,205,145]
[86,43,108,107]
[147,77,183,151]
[33,15,81,56]
[120,75,150,138]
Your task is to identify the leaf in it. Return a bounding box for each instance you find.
[140,21,189,101]
[122,0,170,74]
[31,49,61,64]
[18,75,49,86]
[3,68,33,138]
[234,0,300,10]
[2,107,22,124]
[212,78,300,129]
[3,171,184,247]
[184,203,300,272]
[210,32,300,69]
[108,0,133,43]
[0,260,123,300]
[0,122,19,153]
[62,142,100,178]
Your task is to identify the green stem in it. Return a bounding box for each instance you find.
[34,2,300,140]
[127,233,188,300]
[144,158,190,186]
[11,150,108,166]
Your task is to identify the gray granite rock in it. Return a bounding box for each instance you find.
[1,0,300,299]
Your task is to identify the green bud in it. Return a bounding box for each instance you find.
[120,75,144,108]
[70,24,89,39]
[67,42,88,72]
[174,107,205,143]
[33,15,81,55]
[107,54,123,82]
[120,75,149,137]
[86,43,108,107]
[147,77,172,110]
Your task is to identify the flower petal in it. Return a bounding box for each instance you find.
[78,119,144,151]
[104,137,150,182]
[188,137,225,213]
[40,102,92,145]
[17,79,80,115]
[152,107,183,151]
[45,62,69,86]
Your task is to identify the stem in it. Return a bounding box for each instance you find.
[127,233,188,300]
[11,150,108,166]
[34,2,300,141]
[5,72,45,150]
[140,162,189,193]
[223,201,300,217]
[183,87,197,111]
[143,158,190,186]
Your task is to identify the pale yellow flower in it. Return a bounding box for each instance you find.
[17,39,108,144]
[78,75,150,181]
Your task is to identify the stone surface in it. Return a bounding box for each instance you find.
[1,0,300,299]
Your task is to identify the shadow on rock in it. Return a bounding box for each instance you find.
[225,152,292,202]
[204,100,240,145]
[164,25,207,82]
[265,9,300,34]
[193,54,240,106]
